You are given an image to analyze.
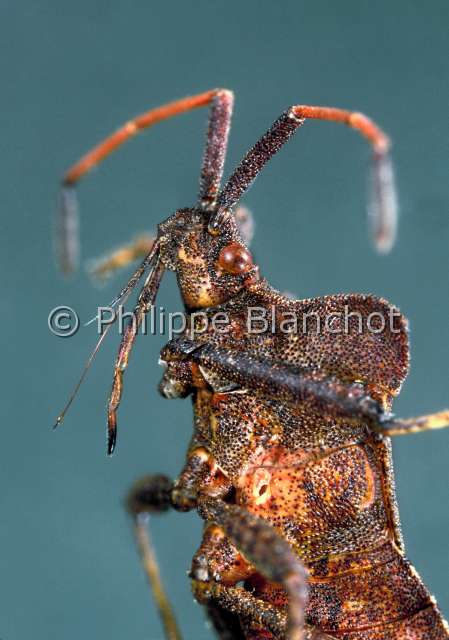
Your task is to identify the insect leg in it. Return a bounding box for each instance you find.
[171,446,233,511]
[192,579,287,638]
[193,580,334,640]
[195,497,336,640]
[126,461,233,639]
[88,233,155,282]
[377,409,449,436]
[197,496,308,640]
[211,104,395,253]
[126,475,182,640]
[107,258,165,454]
[187,345,386,422]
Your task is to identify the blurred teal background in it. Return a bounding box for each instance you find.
[1,1,448,638]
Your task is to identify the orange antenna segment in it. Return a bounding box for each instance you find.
[63,89,228,186]
[291,105,390,153]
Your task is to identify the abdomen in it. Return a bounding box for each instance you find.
[236,441,448,638]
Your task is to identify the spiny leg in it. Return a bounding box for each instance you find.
[162,342,387,423]
[196,496,331,640]
[107,259,164,454]
[58,88,233,273]
[198,498,308,639]
[126,475,182,640]
[89,233,155,282]
[172,342,449,438]
[192,581,334,640]
[192,580,287,638]
[210,104,396,253]
[189,346,449,436]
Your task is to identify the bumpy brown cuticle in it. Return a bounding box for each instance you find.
[153,211,446,636]
[85,90,446,638]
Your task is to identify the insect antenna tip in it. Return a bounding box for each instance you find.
[369,151,398,254]
[57,184,80,275]
[107,420,117,456]
[107,433,116,456]
[52,414,64,430]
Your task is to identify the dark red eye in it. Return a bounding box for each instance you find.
[218,243,253,274]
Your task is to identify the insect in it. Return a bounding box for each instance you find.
[55,89,449,639]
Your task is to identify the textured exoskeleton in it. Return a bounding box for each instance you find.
[56,89,449,640]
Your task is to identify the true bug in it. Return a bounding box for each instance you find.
[55,89,449,639]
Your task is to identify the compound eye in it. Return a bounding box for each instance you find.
[218,243,253,274]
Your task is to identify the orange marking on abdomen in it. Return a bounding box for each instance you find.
[360,456,376,509]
